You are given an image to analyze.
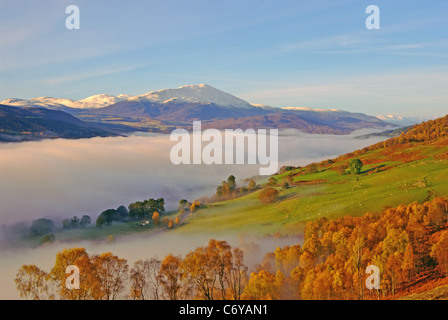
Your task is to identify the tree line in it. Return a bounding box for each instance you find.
[96,198,166,227]
[17,197,167,244]
[15,194,448,300]
[214,175,259,201]
[15,239,248,300]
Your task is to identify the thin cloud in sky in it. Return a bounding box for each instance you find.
[43,63,149,85]
[277,32,431,56]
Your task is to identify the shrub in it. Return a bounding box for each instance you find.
[41,233,55,243]
[258,188,279,204]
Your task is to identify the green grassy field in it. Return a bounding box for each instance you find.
[171,142,448,237]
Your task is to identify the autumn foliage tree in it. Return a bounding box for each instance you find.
[17,247,130,300]
[182,247,216,300]
[190,200,201,212]
[130,257,161,300]
[252,197,448,300]
[152,211,160,225]
[159,254,185,300]
[215,175,258,201]
[50,247,95,300]
[15,265,54,300]
[228,247,247,300]
[180,239,247,300]
[92,252,129,300]
[241,270,282,300]
[258,188,279,204]
[431,230,448,277]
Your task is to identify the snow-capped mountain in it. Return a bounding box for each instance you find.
[376,114,404,122]
[133,84,254,108]
[78,94,129,109]
[1,97,82,109]
[1,94,129,110]
[0,84,394,135]
[0,84,254,110]
[376,114,438,126]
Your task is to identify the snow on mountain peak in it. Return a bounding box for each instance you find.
[1,96,79,108]
[375,114,437,126]
[376,114,404,121]
[80,94,116,102]
[117,94,132,99]
[137,84,254,108]
[30,97,82,109]
[1,84,256,110]
[1,98,26,104]
[79,94,126,108]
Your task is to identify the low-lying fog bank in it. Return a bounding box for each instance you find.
[0,130,386,225]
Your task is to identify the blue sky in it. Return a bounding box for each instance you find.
[0,0,447,117]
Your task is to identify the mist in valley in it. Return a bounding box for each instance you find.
[0,129,386,299]
[0,130,386,225]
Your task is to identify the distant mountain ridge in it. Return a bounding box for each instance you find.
[376,114,439,126]
[1,84,254,110]
[0,104,134,142]
[133,84,255,108]
[1,94,129,110]
[1,84,393,135]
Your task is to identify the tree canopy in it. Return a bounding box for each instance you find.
[349,158,363,174]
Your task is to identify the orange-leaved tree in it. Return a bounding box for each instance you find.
[92,252,128,300]
[431,230,448,277]
[15,264,54,300]
[50,247,102,300]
